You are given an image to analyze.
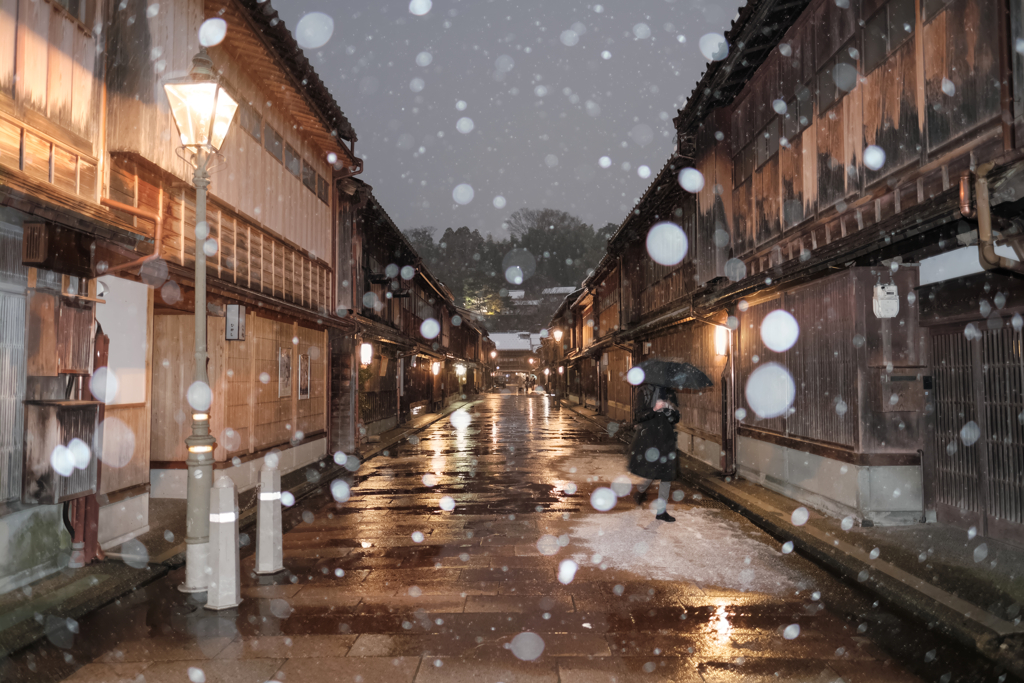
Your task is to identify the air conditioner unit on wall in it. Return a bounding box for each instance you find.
[22,223,94,279]
[23,400,100,505]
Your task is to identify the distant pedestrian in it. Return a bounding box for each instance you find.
[627,382,679,522]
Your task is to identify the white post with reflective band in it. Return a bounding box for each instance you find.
[255,459,284,575]
[205,476,241,610]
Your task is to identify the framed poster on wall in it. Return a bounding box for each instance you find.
[278,347,292,397]
[298,354,310,400]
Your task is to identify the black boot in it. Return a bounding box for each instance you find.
[656,511,676,522]
[634,487,649,506]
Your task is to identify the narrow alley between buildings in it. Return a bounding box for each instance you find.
[5,393,1009,683]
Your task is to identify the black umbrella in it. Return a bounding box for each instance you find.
[635,359,714,390]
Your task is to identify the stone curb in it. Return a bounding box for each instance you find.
[558,399,1024,680]
[356,397,481,463]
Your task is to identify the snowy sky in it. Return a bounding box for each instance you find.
[276,0,743,237]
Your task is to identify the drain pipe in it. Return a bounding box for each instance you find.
[975,163,1024,274]
[100,197,163,276]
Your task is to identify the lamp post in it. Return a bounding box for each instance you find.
[164,48,238,594]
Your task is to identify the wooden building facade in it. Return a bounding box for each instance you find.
[339,184,494,441]
[0,0,369,592]
[556,0,1024,546]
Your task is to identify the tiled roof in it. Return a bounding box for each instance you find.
[233,0,357,143]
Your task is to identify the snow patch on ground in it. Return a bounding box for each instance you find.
[570,506,810,595]
[551,455,635,481]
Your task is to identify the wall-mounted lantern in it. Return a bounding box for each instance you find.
[558,366,564,374]
[432,361,441,376]
[553,328,563,342]
[715,326,729,357]
[360,343,374,366]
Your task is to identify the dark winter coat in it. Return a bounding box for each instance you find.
[627,384,679,481]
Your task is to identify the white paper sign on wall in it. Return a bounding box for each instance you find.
[226,304,246,340]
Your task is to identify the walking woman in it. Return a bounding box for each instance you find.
[627,381,680,522]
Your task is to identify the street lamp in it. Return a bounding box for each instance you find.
[164,48,238,594]
[553,328,563,342]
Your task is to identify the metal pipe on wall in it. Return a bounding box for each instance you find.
[100,197,164,276]
[975,163,1024,274]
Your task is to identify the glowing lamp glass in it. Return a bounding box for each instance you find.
[188,445,213,453]
[553,329,563,342]
[163,80,237,150]
[558,366,564,374]
[360,343,373,365]
[192,412,209,421]
[432,362,441,376]
[715,326,729,356]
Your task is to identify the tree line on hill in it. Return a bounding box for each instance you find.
[404,208,616,330]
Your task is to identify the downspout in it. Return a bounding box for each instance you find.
[100,197,163,275]
[975,163,1024,274]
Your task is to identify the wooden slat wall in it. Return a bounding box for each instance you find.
[736,298,787,435]
[784,274,858,448]
[862,38,920,185]
[253,316,293,450]
[106,0,201,184]
[816,101,847,210]
[296,324,326,436]
[732,178,754,257]
[14,0,50,115]
[0,0,16,97]
[151,312,326,463]
[695,120,732,285]
[605,347,632,424]
[922,0,1000,152]
[150,314,193,462]
[100,404,150,494]
[222,312,253,457]
[755,156,781,246]
[932,329,981,512]
[647,322,725,439]
[2,0,99,144]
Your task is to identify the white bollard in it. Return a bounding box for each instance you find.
[255,459,284,575]
[205,476,241,611]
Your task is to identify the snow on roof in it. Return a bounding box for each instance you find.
[490,332,543,351]
[507,290,526,300]
[542,287,577,295]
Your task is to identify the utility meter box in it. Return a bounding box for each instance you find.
[873,284,900,318]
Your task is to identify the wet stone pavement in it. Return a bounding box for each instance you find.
[7,393,1015,682]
